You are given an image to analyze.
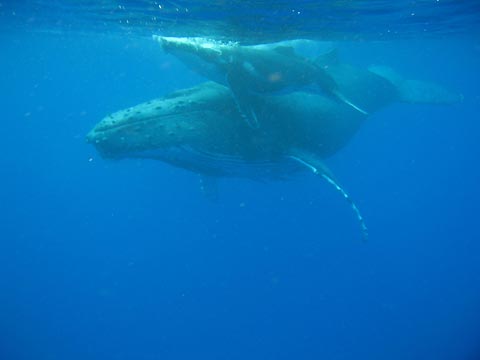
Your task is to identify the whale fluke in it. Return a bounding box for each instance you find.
[369,65,463,105]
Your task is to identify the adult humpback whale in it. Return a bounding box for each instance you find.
[87,60,460,241]
[154,36,367,128]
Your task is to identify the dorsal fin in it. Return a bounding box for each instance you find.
[314,48,339,67]
[273,46,296,56]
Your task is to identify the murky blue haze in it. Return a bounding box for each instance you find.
[0,1,480,360]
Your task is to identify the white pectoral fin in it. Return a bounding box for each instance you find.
[288,150,368,242]
[333,90,369,115]
[315,69,369,115]
[226,73,260,129]
[233,94,260,129]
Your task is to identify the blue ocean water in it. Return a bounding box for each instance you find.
[1,1,480,359]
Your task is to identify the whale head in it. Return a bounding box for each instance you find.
[87,83,229,159]
[86,82,296,178]
[153,36,238,84]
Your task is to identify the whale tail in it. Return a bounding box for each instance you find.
[368,65,463,105]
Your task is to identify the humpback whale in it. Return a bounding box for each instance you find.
[87,60,460,241]
[154,36,367,128]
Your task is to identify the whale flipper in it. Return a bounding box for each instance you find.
[288,150,368,242]
[332,90,369,115]
[314,50,369,115]
[226,72,260,129]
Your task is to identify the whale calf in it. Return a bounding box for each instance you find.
[154,36,367,128]
[87,60,460,241]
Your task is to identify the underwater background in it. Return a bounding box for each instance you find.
[1,1,480,359]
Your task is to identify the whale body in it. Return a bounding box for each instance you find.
[87,60,461,240]
[154,36,369,127]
